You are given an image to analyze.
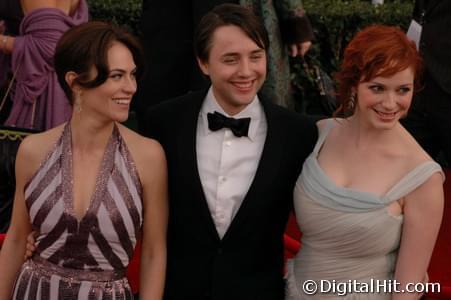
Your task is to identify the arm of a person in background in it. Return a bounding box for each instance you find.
[393,172,444,300]
[289,41,312,58]
[0,138,34,299]
[0,33,15,54]
[137,138,168,300]
[274,0,314,57]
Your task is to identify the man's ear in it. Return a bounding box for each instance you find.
[197,58,209,76]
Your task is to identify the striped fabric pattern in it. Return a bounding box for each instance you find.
[12,123,143,299]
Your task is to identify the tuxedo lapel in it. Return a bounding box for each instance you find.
[222,100,286,242]
[176,91,221,242]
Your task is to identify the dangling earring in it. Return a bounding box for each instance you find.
[347,92,356,111]
[74,91,82,113]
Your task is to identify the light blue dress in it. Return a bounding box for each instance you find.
[286,119,444,299]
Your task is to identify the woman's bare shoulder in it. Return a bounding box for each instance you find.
[316,117,346,131]
[19,124,64,156]
[22,0,78,15]
[117,125,165,162]
[117,125,166,185]
[16,124,65,181]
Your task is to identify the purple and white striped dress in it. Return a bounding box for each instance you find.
[12,122,143,299]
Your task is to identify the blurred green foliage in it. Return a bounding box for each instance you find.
[293,0,414,114]
[88,0,414,115]
[87,0,142,34]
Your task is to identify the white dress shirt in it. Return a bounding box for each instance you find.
[196,88,267,238]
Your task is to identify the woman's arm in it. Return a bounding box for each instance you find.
[0,34,15,54]
[0,139,34,299]
[273,0,314,56]
[393,172,444,300]
[138,139,168,300]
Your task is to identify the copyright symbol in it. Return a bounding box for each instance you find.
[303,280,318,295]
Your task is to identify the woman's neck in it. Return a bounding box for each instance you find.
[70,116,115,155]
[343,115,401,151]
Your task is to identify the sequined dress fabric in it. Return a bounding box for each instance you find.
[12,122,143,299]
[285,119,444,299]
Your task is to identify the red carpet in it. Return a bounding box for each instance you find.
[425,169,451,299]
[284,169,451,299]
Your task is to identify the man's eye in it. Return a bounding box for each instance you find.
[223,58,237,64]
[250,54,263,61]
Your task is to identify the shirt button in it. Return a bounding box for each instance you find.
[225,141,231,147]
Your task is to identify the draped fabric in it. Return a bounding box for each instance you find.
[286,119,444,299]
[4,1,88,130]
[12,122,143,299]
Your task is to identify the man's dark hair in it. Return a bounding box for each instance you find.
[194,3,269,62]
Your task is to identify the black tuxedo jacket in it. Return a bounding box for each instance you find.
[414,0,451,94]
[135,0,236,117]
[143,89,317,300]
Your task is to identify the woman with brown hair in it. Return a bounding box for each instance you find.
[0,22,168,299]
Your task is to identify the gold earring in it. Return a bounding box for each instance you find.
[347,92,356,111]
[74,91,82,113]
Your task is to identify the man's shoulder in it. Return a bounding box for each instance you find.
[264,102,318,130]
[262,103,319,153]
[142,89,207,137]
[146,89,206,117]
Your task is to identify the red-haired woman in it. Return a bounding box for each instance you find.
[286,25,444,300]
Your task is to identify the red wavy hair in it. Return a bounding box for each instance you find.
[335,24,423,116]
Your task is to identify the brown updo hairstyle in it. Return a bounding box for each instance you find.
[54,21,144,105]
[334,24,423,116]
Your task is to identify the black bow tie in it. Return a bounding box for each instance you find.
[207,111,251,137]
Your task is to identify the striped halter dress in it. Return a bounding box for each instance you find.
[12,122,143,299]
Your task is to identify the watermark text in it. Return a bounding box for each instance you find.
[302,279,440,296]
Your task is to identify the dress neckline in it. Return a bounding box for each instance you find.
[61,122,119,224]
[309,118,442,203]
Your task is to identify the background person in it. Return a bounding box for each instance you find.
[402,0,451,167]
[0,0,88,131]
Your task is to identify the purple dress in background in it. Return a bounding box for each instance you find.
[4,1,88,131]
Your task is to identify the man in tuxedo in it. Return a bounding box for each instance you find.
[134,0,314,130]
[143,4,317,299]
[402,0,451,166]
